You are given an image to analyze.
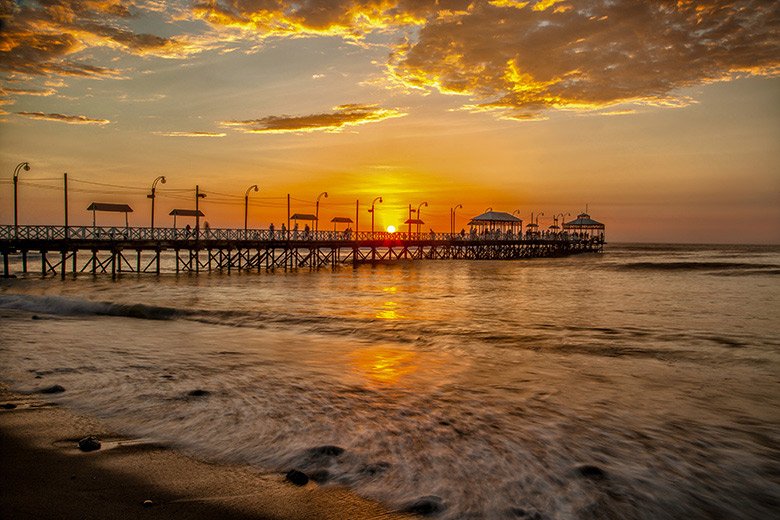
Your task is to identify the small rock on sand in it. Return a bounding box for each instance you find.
[574,465,608,480]
[2,403,17,409]
[285,469,309,486]
[187,389,210,397]
[77,436,102,452]
[142,500,154,507]
[39,385,65,394]
[404,495,445,515]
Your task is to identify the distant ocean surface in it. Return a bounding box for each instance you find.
[1,243,779,519]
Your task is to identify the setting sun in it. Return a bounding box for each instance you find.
[387,225,396,233]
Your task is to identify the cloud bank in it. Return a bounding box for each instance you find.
[15,111,110,124]
[222,103,406,133]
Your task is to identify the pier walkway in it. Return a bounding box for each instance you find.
[0,225,603,277]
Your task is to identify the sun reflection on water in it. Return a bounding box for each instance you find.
[350,346,421,386]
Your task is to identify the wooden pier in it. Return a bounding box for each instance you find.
[0,225,603,278]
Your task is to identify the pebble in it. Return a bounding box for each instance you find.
[574,465,608,480]
[39,385,65,394]
[187,389,210,397]
[142,500,154,507]
[404,495,445,515]
[77,436,102,452]
[1,403,17,409]
[285,469,309,486]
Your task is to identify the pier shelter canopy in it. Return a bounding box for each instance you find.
[330,216,353,231]
[563,212,605,240]
[290,213,317,223]
[169,209,204,229]
[87,203,133,228]
[468,211,522,234]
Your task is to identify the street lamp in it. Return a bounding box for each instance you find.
[13,162,31,238]
[245,184,259,234]
[451,204,462,235]
[369,196,383,236]
[535,212,544,226]
[195,186,206,237]
[316,191,328,233]
[417,201,428,236]
[147,175,166,235]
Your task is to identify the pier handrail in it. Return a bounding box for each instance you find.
[0,224,603,245]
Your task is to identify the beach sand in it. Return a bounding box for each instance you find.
[0,384,416,520]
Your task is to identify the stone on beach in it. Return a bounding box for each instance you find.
[186,389,210,397]
[142,499,154,507]
[1,403,17,409]
[39,385,65,394]
[574,464,608,480]
[77,436,102,452]
[403,495,445,515]
[285,469,309,486]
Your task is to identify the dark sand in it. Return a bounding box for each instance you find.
[0,384,416,520]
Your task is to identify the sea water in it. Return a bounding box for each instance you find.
[1,244,779,519]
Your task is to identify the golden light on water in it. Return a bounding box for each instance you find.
[351,346,421,386]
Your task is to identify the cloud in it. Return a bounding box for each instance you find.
[197,1,780,119]
[221,103,406,133]
[0,87,55,96]
[385,1,780,117]
[153,131,227,137]
[15,111,111,124]
[0,0,203,81]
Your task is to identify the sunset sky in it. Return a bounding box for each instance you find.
[1,0,778,243]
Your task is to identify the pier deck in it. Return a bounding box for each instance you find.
[0,225,603,277]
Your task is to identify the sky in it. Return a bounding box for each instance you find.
[0,0,778,243]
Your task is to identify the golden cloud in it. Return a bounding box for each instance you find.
[196,1,779,118]
[153,131,227,137]
[221,103,406,133]
[0,0,197,81]
[15,111,110,124]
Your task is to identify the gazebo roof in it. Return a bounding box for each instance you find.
[87,203,133,213]
[290,213,317,221]
[169,209,205,217]
[330,216,353,223]
[404,218,425,225]
[468,211,522,224]
[562,213,605,229]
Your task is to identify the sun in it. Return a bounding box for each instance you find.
[387,225,396,233]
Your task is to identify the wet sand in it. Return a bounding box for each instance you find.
[0,384,415,520]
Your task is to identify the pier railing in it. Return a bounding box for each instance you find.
[0,225,599,244]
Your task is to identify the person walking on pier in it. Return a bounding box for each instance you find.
[269,222,275,239]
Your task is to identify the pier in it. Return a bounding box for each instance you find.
[0,224,603,278]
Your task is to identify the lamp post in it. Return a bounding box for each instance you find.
[245,184,259,235]
[451,204,462,235]
[369,196,383,236]
[315,191,328,233]
[147,175,166,236]
[195,186,206,238]
[416,201,428,236]
[13,162,31,238]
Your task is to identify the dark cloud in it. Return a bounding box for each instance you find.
[221,103,405,133]
[15,110,110,124]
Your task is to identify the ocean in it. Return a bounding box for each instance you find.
[1,243,779,519]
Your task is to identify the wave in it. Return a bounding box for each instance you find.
[618,261,780,272]
[0,294,177,320]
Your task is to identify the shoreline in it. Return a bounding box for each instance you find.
[0,383,416,520]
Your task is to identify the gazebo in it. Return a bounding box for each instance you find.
[169,209,204,229]
[562,212,605,240]
[404,218,425,237]
[468,211,522,235]
[87,203,133,228]
[330,216,353,231]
